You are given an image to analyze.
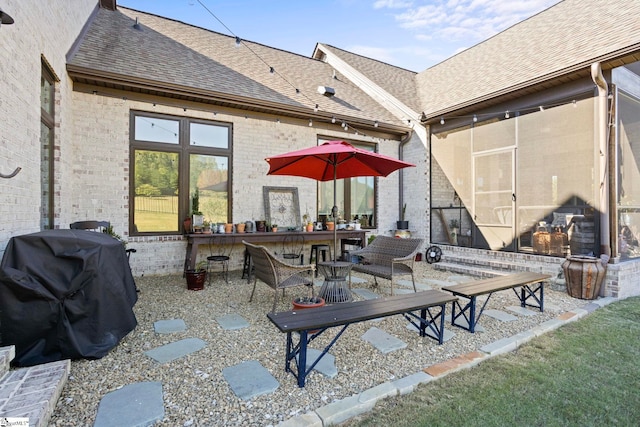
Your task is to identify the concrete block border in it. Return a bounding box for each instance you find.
[277,298,618,426]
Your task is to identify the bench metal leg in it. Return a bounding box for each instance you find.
[450,294,492,333]
[514,282,544,311]
[284,325,350,388]
[403,304,448,344]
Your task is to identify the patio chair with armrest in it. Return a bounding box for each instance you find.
[243,240,315,313]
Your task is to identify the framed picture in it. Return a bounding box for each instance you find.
[263,186,301,230]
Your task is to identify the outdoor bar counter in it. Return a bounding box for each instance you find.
[183,229,367,272]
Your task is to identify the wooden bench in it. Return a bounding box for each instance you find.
[348,235,424,295]
[441,272,550,333]
[267,289,457,387]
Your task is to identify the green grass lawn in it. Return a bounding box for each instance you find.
[347,296,640,427]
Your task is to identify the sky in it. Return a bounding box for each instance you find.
[117,0,561,72]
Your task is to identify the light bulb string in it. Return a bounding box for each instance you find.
[433,97,594,125]
[195,0,319,113]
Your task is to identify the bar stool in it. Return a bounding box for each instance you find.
[309,244,331,277]
[242,248,254,282]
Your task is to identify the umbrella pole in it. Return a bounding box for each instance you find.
[332,165,338,262]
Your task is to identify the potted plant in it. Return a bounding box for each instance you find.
[396,203,409,230]
[185,260,207,291]
[271,224,278,232]
[191,188,204,229]
[292,296,325,310]
[202,220,211,234]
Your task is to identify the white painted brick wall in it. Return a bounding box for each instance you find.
[0,0,96,251]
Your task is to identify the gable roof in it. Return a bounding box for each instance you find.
[314,44,421,113]
[66,6,408,133]
[415,0,640,120]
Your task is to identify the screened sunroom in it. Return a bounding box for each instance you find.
[429,61,640,263]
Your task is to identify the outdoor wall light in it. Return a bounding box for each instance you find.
[0,8,14,27]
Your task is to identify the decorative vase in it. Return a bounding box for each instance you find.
[236,223,246,233]
[185,269,206,291]
[562,255,607,300]
[256,220,266,232]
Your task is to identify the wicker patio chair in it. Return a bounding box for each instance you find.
[243,240,315,312]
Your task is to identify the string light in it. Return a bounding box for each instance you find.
[269,66,274,74]
[314,104,318,112]
[430,98,585,125]
[86,87,388,141]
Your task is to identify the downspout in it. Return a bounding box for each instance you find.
[590,62,611,258]
[398,129,414,221]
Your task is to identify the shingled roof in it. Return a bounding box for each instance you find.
[66,6,407,132]
[415,0,640,119]
[314,44,421,113]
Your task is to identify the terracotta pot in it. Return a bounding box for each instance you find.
[292,297,325,333]
[225,223,234,234]
[185,269,206,291]
[236,223,246,233]
[326,222,334,231]
[306,223,314,232]
[562,255,607,300]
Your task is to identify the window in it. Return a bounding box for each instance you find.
[317,138,376,228]
[40,64,55,230]
[130,112,232,234]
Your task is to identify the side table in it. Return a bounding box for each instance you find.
[317,261,353,303]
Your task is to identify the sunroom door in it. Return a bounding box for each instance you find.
[473,148,516,251]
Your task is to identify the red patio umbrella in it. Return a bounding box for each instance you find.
[266,140,415,258]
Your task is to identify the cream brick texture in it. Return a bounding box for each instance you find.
[69,96,407,275]
[0,1,96,248]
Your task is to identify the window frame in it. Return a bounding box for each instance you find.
[40,63,56,230]
[129,110,233,236]
[316,137,378,229]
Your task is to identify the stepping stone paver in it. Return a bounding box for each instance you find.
[153,319,186,334]
[144,338,206,363]
[349,276,367,284]
[352,288,379,300]
[484,309,518,322]
[296,348,337,378]
[222,360,279,400]
[505,306,538,316]
[361,327,407,353]
[406,323,456,343]
[216,313,249,330]
[94,382,164,427]
[445,314,485,332]
[396,279,432,290]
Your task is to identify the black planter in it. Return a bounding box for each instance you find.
[396,221,409,230]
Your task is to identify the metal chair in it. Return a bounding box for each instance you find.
[207,236,233,284]
[309,244,331,277]
[243,241,315,313]
[281,234,305,265]
[70,220,137,262]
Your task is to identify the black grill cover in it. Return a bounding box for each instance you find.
[0,229,138,366]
